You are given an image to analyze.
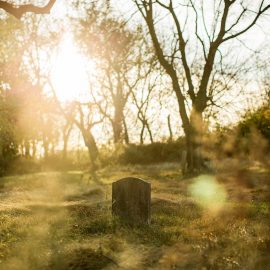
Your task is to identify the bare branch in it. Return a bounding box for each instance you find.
[157,0,196,101]
[189,0,207,60]
[200,0,211,41]
[0,0,57,19]
[222,2,270,42]
[226,4,248,32]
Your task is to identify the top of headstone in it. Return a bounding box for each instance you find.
[113,177,150,185]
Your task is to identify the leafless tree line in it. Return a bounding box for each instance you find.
[0,0,269,175]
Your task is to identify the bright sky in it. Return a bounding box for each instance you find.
[46,0,269,144]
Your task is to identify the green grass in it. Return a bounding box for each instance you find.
[0,163,269,269]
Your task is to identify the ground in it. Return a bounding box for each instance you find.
[0,162,269,270]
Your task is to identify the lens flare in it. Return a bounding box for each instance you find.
[188,175,227,213]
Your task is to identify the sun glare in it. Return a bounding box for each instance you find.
[50,0,68,19]
[51,34,94,102]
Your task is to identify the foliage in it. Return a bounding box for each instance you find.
[239,104,270,145]
[119,139,185,165]
[0,94,18,175]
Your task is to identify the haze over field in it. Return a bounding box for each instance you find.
[0,1,269,269]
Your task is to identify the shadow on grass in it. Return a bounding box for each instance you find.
[48,247,116,270]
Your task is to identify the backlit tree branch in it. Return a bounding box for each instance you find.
[0,0,56,19]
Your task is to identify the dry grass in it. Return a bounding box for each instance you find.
[0,163,269,269]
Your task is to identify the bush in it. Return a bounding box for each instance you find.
[213,104,270,159]
[119,139,185,165]
[7,157,41,175]
[0,99,18,176]
[239,104,270,144]
[0,141,17,176]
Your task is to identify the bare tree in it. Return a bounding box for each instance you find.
[130,69,157,144]
[61,118,73,161]
[0,14,62,160]
[134,0,270,173]
[48,80,102,178]
[79,9,148,145]
[0,0,56,19]
[71,101,101,174]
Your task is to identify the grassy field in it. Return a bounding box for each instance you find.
[0,163,269,270]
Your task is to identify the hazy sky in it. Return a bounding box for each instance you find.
[2,0,269,146]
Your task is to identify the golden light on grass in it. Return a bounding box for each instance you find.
[50,34,94,102]
[188,175,227,213]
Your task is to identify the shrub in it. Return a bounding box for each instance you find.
[0,98,18,176]
[239,105,270,144]
[119,139,185,165]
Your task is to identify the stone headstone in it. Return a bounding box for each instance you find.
[112,177,151,225]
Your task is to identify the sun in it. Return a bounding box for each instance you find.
[50,34,94,102]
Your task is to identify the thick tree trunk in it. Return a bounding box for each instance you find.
[185,110,205,173]
[112,121,122,144]
[170,79,200,173]
[142,5,209,174]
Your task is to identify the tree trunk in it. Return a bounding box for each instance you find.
[113,102,124,144]
[185,110,205,173]
[32,140,36,159]
[43,138,49,160]
[50,143,55,156]
[24,140,30,158]
[123,117,129,144]
[81,129,99,174]
[62,138,68,160]
[167,115,173,142]
[62,126,72,160]
[140,124,145,144]
[146,121,154,143]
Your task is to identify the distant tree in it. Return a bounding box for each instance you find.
[78,7,153,145]
[61,119,73,161]
[130,69,158,144]
[48,80,102,178]
[70,101,102,175]
[167,115,173,142]
[16,16,63,160]
[0,14,69,161]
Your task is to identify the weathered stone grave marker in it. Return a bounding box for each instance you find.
[112,177,151,225]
